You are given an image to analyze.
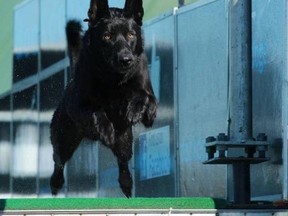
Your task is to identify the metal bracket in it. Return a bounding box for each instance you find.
[203,133,270,164]
[203,133,270,205]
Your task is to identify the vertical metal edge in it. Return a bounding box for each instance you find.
[9,3,16,198]
[282,0,288,200]
[132,134,135,197]
[228,0,253,142]
[9,90,13,197]
[225,0,230,202]
[173,6,180,197]
[227,0,253,203]
[64,0,69,198]
[95,142,100,197]
[64,2,68,197]
[226,0,233,202]
[36,0,41,197]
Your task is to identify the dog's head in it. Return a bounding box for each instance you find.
[86,0,144,76]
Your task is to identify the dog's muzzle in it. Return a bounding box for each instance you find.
[116,48,135,68]
[118,55,134,67]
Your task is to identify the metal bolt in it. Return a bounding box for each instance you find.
[245,147,256,158]
[257,133,267,141]
[206,136,216,143]
[218,150,226,158]
[217,133,228,141]
[257,145,268,158]
[258,151,266,158]
[206,147,216,160]
[217,145,227,158]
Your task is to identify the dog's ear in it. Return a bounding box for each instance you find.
[123,0,144,26]
[86,0,110,26]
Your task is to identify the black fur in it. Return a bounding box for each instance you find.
[66,20,82,77]
[50,0,157,198]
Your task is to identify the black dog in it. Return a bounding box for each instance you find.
[50,0,157,198]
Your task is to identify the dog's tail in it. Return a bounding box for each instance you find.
[66,20,82,78]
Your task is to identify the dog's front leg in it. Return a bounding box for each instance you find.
[92,112,115,147]
[142,94,157,127]
[126,95,148,125]
[112,128,133,198]
[69,108,115,146]
[126,90,157,127]
[66,92,115,146]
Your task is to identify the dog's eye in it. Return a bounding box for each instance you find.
[127,32,135,40]
[103,34,112,41]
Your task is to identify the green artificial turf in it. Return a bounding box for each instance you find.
[0,198,227,211]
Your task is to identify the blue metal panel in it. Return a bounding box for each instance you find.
[177,0,228,197]
[66,139,98,197]
[13,0,39,82]
[40,0,66,69]
[134,11,177,197]
[97,144,124,197]
[250,0,286,198]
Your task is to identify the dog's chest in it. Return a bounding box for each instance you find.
[93,90,128,121]
[89,83,133,125]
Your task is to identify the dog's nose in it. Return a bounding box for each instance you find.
[119,56,133,67]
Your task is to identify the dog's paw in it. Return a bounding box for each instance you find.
[93,112,115,147]
[50,169,65,196]
[142,96,157,127]
[118,171,133,198]
[126,95,149,125]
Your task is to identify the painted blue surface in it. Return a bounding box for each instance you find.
[139,126,170,180]
[250,0,286,197]
[176,0,228,197]
[253,43,268,74]
[14,0,39,53]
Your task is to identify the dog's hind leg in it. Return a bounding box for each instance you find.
[112,128,133,198]
[50,107,83,195]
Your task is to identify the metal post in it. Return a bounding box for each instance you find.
[229,0,252,142]
[233,162,251,204]
[229,0,252,204]
[204,0,269,206]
